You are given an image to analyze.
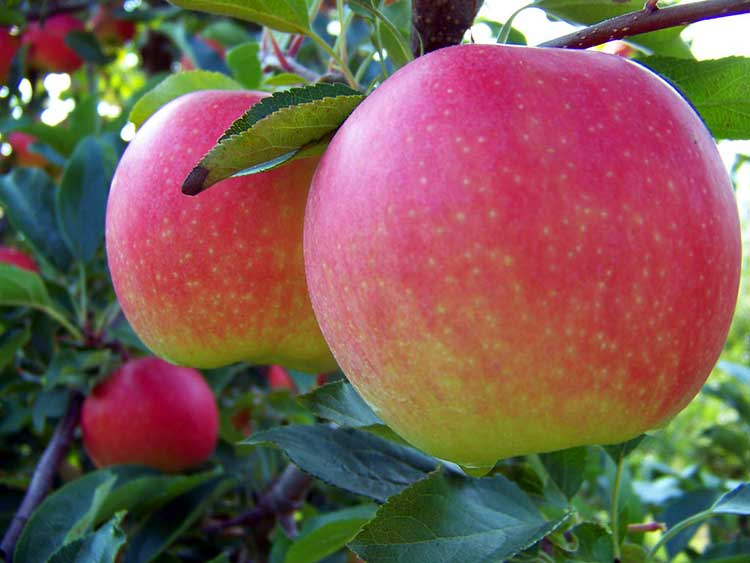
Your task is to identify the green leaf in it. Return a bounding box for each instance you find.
[0,168,73,271]
[350,470,570,563]
[285,504,378,563]
[0,265,80,338]
[14,471,118,563]
[128,71,243,128]
[182,83,364,195]
[0,6,25,26]
[568,522,614,563]
[169,0,311,34]
[535,0,692,57]
[603,435,645,463]
[663,489,717,557]
[539,446,588,500]
[56,137,117,263]
[47,513,127,563]
[65,31,113,66]
[123,476,235,563]
[0,325,31,371]
[712,482,750,515]
[640,56,750,140]
[298,381,383,428]
[226,42,262,89]
[696,539,750,563]
[245,425,437,501]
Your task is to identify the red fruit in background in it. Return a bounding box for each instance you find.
[180,37,224,70]
[91,6,136,45]
[81,357,219,472]
[22,14,84,74]
[304,44,742,470]
[0,246,38,273]
[105,90,335,372]
[268,365,295,391]
[6,132,47,168]
[230,407,253,436]
[0,29,19,85]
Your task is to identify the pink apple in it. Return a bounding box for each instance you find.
[81,357,218,472]
[91,6,136,45]
[0,246,38,273]
[304,44,742,470]
[268,365,295,391]
[106,90,336,372]
[22,14,84,74]
[6,132,48,169]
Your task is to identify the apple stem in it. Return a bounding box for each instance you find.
[539,0,750,50]
[610,456,625,561]
[0,392,84,562]
[411,0,483,55]
[204,463,312,535]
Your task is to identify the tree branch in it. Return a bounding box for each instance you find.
[539,0,750,50]
[0,392,84,563]
[411,0,482,55]
[205,464,312,536]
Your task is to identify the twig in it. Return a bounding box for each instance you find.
[205,464,312,534]
[539,0,750,50]
[0,392,84,563]
[411,0,483,55]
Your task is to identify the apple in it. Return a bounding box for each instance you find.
[304,44,742,470]
[0,29,19,85]
[81,357,219,472]
[91,5,136,46]
[6,132,47,169]
[268,365,295,391]
[22,14,84,74]
[105,90,336,373]
[0,246,38,273]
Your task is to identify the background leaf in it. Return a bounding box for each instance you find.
[246,425,437,501]
[350,470,570,563]
[169,0,311,33]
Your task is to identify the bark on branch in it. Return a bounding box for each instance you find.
[0,392,84,563]
[539,0,750,50]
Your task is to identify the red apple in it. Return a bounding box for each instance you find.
[0,29,19,85]
[105,90,336,372]
[268,365,295,391]
[81,357,219,472]
[304,44,742,470]
[22,14,84,74]
[6,132,47,169]
[91,6,136,45]
[0,246,38,273]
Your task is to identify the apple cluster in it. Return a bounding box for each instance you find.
[103,44,740,472]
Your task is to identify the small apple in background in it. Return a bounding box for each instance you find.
[268,365,295,391]
[91,5,136,46]
[599,40,637,58]
[0,29,19,85]
[0,246,38,273]
[105,90,336,373]
[81,357,219,472]
[304,44,742,471]
[22,14,84,74]
[6,132,48,169]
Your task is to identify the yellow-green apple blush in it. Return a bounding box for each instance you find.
[106,90,336,372]
[303,44,742,471]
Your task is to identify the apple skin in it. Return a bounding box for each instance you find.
[304,44,742,468]
[81,357,219,472]
[22,14,84,74]
[91,6,136,45]
[0,246,38,273]
[268,365,295,390]
[6,132,47,169]
[106,90,336,373]
[0,29,19,85]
